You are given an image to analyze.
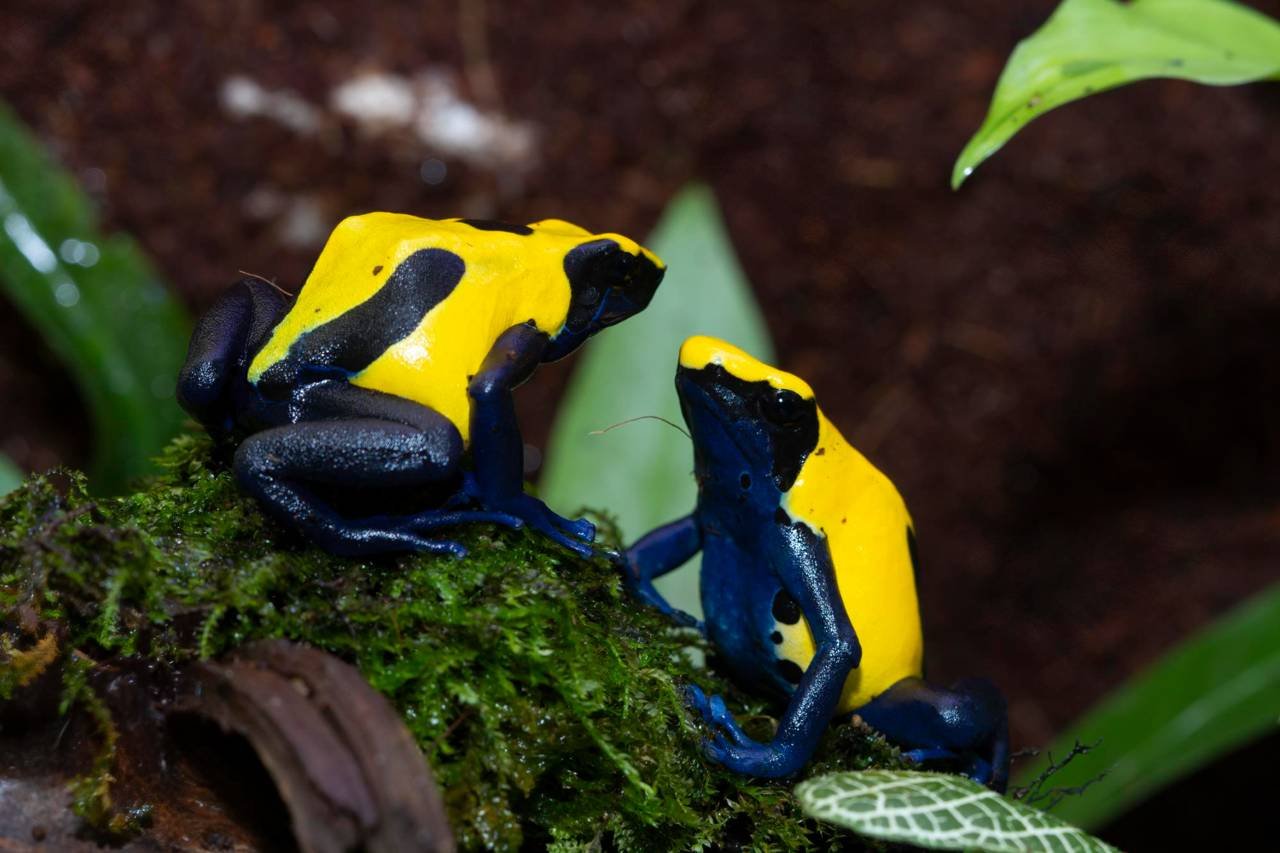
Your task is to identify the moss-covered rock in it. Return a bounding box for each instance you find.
[0,435,902,850]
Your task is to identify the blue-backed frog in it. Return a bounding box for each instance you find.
[620,336,1009,787]
[178,213,663,558]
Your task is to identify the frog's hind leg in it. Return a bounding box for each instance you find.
[234,400,519,557]
[855,676,1010,791]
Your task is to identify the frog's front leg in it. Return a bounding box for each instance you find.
[467,322,597,556]
[690,524,860,778]
[235,383,520,557]
[855,677,1009,791]
[620,515,704,630]
[177,277,287,442]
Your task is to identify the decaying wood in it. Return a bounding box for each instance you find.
[179,639,455,853]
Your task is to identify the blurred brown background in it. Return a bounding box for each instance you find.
[2,0,1277,825]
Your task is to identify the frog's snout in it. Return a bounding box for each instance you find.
[599,251,664,325]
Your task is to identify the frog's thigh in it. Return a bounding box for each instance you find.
[234,415,467,555]
[236,417,461,491]
[854,676,1009,790]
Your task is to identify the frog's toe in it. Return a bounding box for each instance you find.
[965,755,995,787]
[683,683,715,723]
[705,732,734,765]
[706,695,752,745]
[486,495,595,555]
[548,528,595,558]
[532,512,596,556]
[554,514,596,541]
[901,747,958,765]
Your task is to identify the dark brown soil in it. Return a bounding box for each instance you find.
[2,0,1278,838]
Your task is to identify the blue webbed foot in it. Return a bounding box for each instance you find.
[458,473,597,556]
[683,684,803,778]
[492,494,597,557]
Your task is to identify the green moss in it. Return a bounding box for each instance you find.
[0,435,903,850]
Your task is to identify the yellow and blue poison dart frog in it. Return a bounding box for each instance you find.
[620,336,1009,788]
[177,213,664,558]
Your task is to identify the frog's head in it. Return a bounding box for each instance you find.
[544,228,665,358]
[676,336,819,505]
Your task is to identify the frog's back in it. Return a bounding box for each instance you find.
[248,213,588,441]
[778,411,924,711]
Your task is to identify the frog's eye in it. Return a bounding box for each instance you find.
[760,388,808,427]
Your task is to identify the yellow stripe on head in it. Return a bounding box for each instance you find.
[678,336,814,399]
[530,219,665,270]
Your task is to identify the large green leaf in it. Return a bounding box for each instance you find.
[796,770,1117,852]
[954,0,1280,188]
[0,101,190,492]
[1013,582,1280,829]
[540,184,774,618]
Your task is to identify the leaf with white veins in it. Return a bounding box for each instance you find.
[796,770,1118,853]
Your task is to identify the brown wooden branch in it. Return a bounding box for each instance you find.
[178,640,454,853]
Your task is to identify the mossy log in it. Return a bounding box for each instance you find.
[0,435,901,851]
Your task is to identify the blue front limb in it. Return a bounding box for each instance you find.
[467,323,597,556]
[177,277,286,440]
[689,523,860,778]
[856,676,1010,791]
[621,515,703,629]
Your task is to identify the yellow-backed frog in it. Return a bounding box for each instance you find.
[620,336,1008,786]
[178,213,663,557]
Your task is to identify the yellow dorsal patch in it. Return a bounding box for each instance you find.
[777,412,924,710]
[246,212,660,444]
[678,335,814,397]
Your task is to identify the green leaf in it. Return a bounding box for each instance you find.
[795,770,1118,852]
[0,454,22,497]
[1013,582,1280,829]
[0,100,190,492]
[540,184,774,618]
[954,0,1280,188]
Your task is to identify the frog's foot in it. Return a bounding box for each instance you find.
[684,685,806,777]
[484,494,597,557]
[688,687,753,744]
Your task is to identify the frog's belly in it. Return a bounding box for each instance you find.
[700,533,789,697]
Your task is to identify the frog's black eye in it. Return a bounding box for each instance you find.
[760,388,808,427]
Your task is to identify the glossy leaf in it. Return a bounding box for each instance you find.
[540,184,774,617]
[796,770,1117,852]
[1013,582,1280,829]
[0,101,190,492]
[954,0,1280,188]
[0,454,21,497]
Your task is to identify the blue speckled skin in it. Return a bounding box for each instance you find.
[622,361,1009,788]
[177,234,662,558]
